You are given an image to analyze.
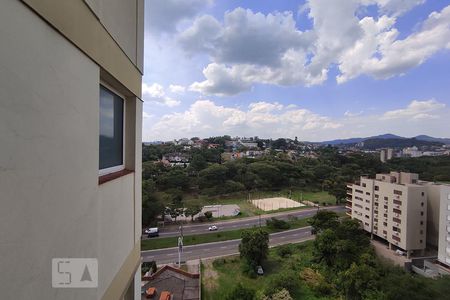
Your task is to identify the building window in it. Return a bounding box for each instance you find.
[420,211,424,216]
[99,85,124,174]
[362,183,366,187]
[375,186,379,191]
[393,190,402,195]
[420,221,424,225]
[420,240,423,244]
[384,196,388,201]
[421,192,425,196]
[421,202,424,207]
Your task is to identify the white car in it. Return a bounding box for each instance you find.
[208,225,218,231]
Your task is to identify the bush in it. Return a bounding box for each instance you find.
[204,211,213,220]
[276,244,293,258]
[241,262,257,278]
[225,283,256,300]
[265,270,299,296]
[266,217,291,230]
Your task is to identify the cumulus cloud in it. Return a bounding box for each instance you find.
[146,0,213,34]
[338,5,450,83]
[381,99,446,120]
[149,100,342,140]
[142,83,181,107]
[144,98,450,141]
[169,84,186,94]
[177,2,450,95]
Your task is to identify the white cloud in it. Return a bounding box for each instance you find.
[248,102,283,113]
[149,100,342,140]
[364,0,425,17]
[142,83,181,107]
[146,0,213,34]
[144,99,450,141]
[381,99,446,120]
[169,84,186,94]
[177,3,450,95]
[143,111,153,119]
[338,5,450,83]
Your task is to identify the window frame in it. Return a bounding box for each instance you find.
[99,82,126,177]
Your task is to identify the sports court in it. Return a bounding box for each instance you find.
[250,197,305,211]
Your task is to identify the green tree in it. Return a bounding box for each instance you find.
[271,288,293,300]
[239,229,269,267]
[340,262,380,300]
[184,202,202,221]
[199,164,228,188]
[188,153,207,175]
[308,210,339,234]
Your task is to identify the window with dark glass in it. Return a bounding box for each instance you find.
[99,85,124,171]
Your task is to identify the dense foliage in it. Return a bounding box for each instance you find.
[141,142,450,225]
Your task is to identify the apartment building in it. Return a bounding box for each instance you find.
[0,1,143,299]
[346,172,428,257]
[380,148,394,163]
[424,183,450,268]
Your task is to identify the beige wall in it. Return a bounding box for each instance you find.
[350,174,427,252]
[437,185,450,266]
[0,1,142,299]
[84,0,144,72]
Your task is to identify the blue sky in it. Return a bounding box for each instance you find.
[142,0,450,142]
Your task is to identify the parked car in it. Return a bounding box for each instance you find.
[146,227,159,238]
[208,225,218,231]
[256,265,264,275]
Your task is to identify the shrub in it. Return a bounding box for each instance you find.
[266,217,291,230]
[265,270,298,296]
[276,244,293,258]
[241,262,257,278]
[204,211,213,220]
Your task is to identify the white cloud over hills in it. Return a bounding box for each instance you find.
[143,99,448,141]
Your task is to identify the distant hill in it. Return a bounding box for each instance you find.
[321,133,450,145]
[360,138,443,150]
[321,133,404,145]
[414,135,450,145]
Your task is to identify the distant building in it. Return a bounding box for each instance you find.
[162,153,190,167]
[380,148,394,163]
[239,141,258,149]
[402,146,422,157]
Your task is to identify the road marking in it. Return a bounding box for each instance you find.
[167,253,177,256]
[203,248,210,251]
[232,225,237,227]
[184,251,192,254]
[220,246,227,249]
[280,236,286,239]
[244,223,251,225]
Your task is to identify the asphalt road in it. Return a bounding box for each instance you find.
[143,206,345,239]
[141,226,314,264]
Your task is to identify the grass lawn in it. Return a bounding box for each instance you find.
[141,217,312,251]
[202,240,324,300]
